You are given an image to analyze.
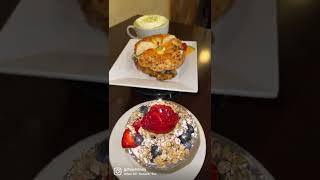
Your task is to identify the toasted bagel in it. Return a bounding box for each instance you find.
[133,34,187,80]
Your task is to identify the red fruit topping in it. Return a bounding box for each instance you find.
[141,104,179,134]
[132,119,142,132]
[212,163,218,180]
[181,43,187,51]
[121,129,137,148]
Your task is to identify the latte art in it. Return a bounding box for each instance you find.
[134,15,169,29]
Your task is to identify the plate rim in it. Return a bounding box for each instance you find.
[34,130,108,180]
[212,132,275,180]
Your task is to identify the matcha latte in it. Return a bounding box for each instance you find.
[134,15,169,29]
[127,15,169,38]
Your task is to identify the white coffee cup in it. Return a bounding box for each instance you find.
[126,15,169,39]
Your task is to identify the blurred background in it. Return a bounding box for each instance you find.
[213,0,320,179]
[0,0,107,179]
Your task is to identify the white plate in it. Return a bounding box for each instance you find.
[109,101,206,180]
[109,39,198,93]
[34,131,108,180]
[212,0,279,98]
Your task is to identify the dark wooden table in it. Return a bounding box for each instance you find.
[108,16,212,179]
[0,1,107,179]
[213,1,320,179]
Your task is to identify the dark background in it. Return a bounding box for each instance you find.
[213,1,320,179]
[0,75,107,179]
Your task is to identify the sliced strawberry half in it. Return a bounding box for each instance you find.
[141,104,179,134]
[121,129,137,148]
[132,119,142,132]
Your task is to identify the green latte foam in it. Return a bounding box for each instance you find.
[134,15,169,29]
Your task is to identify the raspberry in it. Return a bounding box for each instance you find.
[141,104,179,134]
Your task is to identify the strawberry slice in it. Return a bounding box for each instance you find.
[181,43,187,51]
[132,119,142,132]
[121,129,137,148]
[141,104,179,134]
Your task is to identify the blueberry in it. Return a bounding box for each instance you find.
[139,105,149,115]
[151,145,158,152]
[184,141,192,149]
[179,133,191,144]
[151,145,162,158]
[187,124,194,134]
[96,140,107,163]
[134,134,144,145]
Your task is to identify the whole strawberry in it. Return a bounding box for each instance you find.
[141,104,179,134]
